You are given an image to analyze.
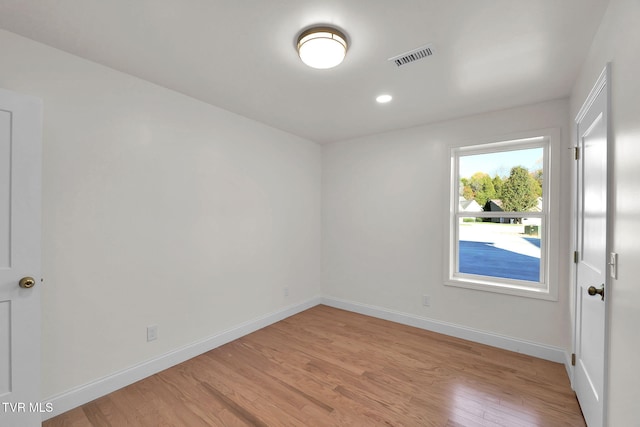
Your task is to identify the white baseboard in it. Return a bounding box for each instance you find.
[321,296,567,364]
[44,295,569,420]
[42,296,322,420]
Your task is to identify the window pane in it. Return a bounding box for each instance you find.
[458,221,542,283]
[459,147,543,212]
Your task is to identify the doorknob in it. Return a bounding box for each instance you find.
[18,277,36,289]
[587,285,605,301]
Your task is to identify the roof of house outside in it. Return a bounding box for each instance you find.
[459,198,483,212]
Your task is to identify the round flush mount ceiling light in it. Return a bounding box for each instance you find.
[376,94,393,103]
[297,26,348,69]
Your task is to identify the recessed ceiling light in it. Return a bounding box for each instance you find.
[376,94,393,103]
[297,26,348,69]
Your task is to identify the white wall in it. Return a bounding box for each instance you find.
[323,99,572,349]
[0,29,322,400]
[570,0,640,424]
[4,10,624,413]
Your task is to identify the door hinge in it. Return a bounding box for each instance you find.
[574,251,579,263]
[571,353,576,366]
[574,146,580,160]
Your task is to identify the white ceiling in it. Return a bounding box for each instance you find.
[0,0,608,143]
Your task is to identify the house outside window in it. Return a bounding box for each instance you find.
[446,132,559,300]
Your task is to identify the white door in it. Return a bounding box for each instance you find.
[574,67,609,427]
[0,89,42,426]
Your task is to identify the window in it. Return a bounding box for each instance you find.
[447,134,557,299]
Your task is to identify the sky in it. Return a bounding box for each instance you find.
[459,147,543,178]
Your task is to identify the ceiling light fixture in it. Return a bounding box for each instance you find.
[297,26,348,69]
[376,94,393,103]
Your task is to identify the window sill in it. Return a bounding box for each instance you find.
[445,276,558,301]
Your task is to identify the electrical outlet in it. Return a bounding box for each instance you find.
[147,325,158,342]
[422,295,430,307]
[284,287,289,297]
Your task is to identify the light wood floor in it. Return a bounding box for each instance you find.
[44,305,585,426]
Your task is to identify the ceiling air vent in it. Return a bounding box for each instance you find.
[388,44,434,67]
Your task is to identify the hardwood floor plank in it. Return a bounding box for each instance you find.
[42,406,92,427]
[44,305,585,426]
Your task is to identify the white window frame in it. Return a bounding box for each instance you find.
[446,130,560,301]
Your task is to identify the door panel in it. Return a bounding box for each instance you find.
[0,301,10,394]
[580,112,606,273]
[0,89,42,426]
[574,70,608,427]
[0,110,10,269]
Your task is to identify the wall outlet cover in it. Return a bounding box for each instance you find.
[147,325,158,342]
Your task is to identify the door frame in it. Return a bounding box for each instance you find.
[571,63,612,425]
